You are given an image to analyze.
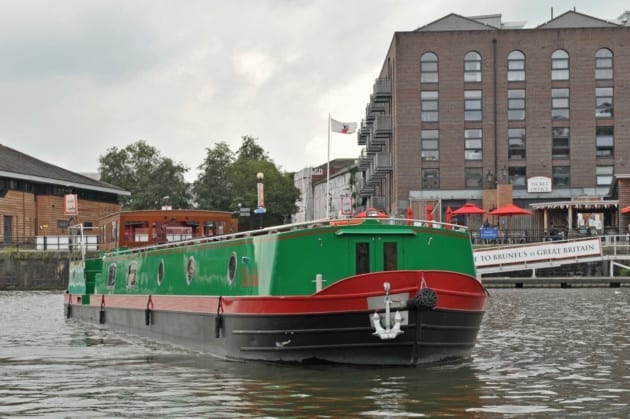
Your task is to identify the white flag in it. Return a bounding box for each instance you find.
[330,118,357,134]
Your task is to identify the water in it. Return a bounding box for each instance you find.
[1,289,629,418]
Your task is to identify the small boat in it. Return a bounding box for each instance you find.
[64,212,488,366]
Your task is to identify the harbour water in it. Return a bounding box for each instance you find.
[1,289,629,418]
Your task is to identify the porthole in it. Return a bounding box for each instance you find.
[107,263,117,287]
[227,252,237,284]
[127,262,138,288]
[186,256,195,285]
[157,259,164,286]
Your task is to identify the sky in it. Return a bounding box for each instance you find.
[1,1,628,182]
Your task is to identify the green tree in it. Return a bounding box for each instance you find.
[193,136,300,228]
[228,137,300,227]
[99,140,191,209]
[193,142,235,210]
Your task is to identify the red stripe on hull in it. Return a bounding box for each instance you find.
[65,270,487,315]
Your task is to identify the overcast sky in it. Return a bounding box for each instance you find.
[1,1,628,182]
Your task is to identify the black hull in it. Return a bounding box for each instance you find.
[65,303,484,366]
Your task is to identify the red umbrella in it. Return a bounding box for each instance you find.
[426,204,433,227]
[489,203,531,216]
[452,203,486,215]
[489,203,531,240]
[621,206,630,214]
[354,208,388,218]
[445,206,453,230]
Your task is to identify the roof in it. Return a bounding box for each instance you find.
[0,144,130,196]
[537,10,621,29]
[529,200,618,210]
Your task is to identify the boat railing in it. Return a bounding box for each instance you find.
[89,217,466,258]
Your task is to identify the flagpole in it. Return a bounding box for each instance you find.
[326,113,331,218]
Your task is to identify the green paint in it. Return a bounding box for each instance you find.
[69,221,476,297]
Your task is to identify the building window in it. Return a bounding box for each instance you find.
[464,51,482,82]
[596,87,613,118]
[508,167,527,188]
[421,52,438,83]
[551,49,569,80]
[552,88,569,120]
[508,128,526,160]
[421,168,439,189]
[465,167,483,189]
[421,130,439,161]
[596,165,613,186]
[552,166,570,187]
[508,89,525,120]
[464,129,482,160]
[421,91,438,122]
[464,90,482,121]
[552,127,570,159]
[596,126,614,158]
[507,50,525,81]
[595,48,613,80]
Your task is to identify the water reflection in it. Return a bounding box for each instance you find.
[1,290,629,417]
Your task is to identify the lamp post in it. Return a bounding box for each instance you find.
[255,172,266,229]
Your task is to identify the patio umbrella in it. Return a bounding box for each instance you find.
[621,206,630,214]
[489,203,532,216]
[452,203,486,215]
[453,203,486,229]
[354,208,389,218]
[489,203,532,241]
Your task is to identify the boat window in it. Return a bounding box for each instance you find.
[186,256,195,285]
[127,262,138,288]
[107,263,117,287]
[356,242,370,274]
[384,242,398,271]
[157,259,164,286]
[227,252,237,284]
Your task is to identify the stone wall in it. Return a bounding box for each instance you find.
[0,252,68,290]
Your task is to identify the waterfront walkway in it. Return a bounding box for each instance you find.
[474,234,630,288]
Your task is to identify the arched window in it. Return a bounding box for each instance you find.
[507,50,525,81]
[421,52,438,83]
[551,49,569,80]
[595,48,613,80]
[464,51,482,82]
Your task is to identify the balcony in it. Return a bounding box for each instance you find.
[357,120,370,146]
[365,97,386,122]
[358,149,373,169]
[373,79,392,103]
[374,152,392,174]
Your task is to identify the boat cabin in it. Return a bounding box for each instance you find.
[95,209,237,252]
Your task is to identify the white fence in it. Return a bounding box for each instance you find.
[35,235,98,251]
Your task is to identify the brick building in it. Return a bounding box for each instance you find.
[0,145,129,245]
[356,10,630,235]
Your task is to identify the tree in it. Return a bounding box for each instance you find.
[192,142,235,211]
[193,136,300,228]
[99,141,191,210]
[228,137,300,227]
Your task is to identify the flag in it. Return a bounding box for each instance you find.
[330,118,357,134]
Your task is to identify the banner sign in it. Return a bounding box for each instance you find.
[474,238,601,267]
[64,194,79,215]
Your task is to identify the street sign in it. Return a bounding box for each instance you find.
[239,207,251,216]
[254,207,267,214]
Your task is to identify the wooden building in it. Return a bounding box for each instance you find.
[0,144,129,245]
[96,209,238,252]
